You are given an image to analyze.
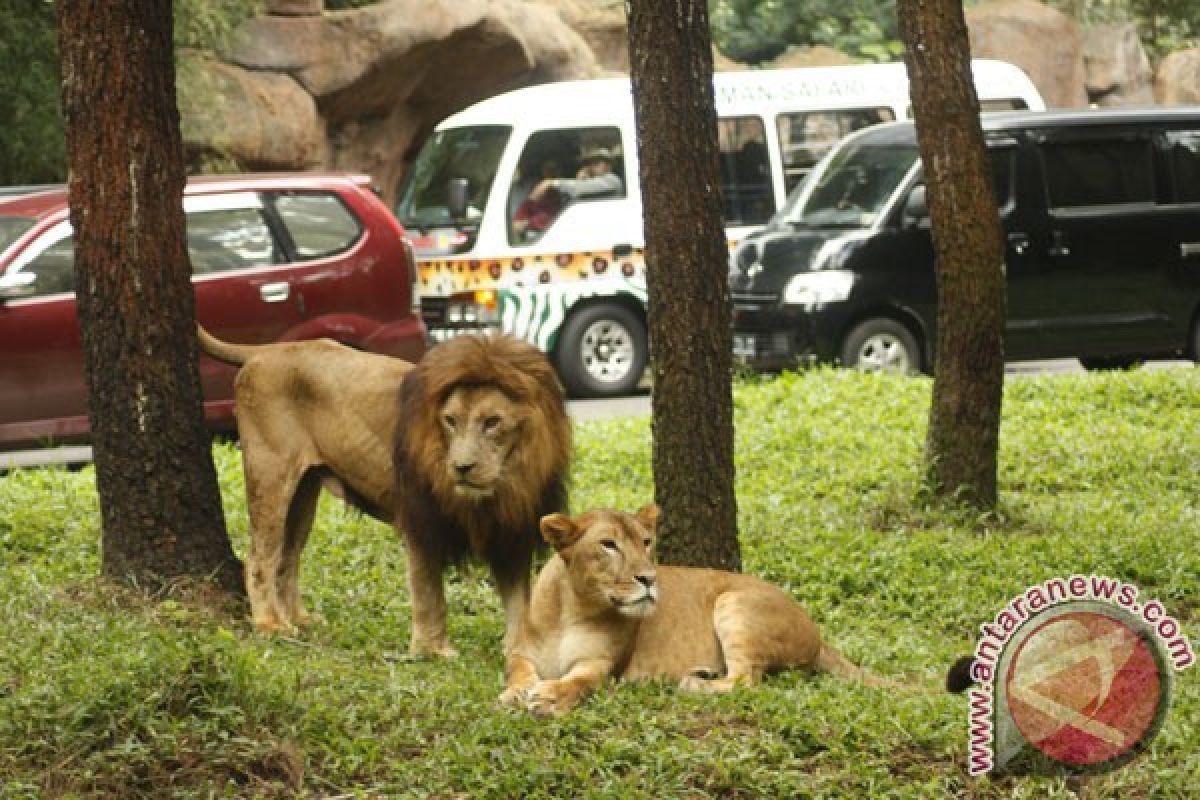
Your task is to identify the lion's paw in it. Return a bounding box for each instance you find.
[407,642,459,661]
[524,681,576,717]
[497,685,530,708]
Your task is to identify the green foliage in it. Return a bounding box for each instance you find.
[1,367,1197,796]
[174,0,264,53]
[711,0,901,64]
[0,0,64,185]
[0,0,261,186]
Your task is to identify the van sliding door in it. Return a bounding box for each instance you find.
[1031,131,1177,359]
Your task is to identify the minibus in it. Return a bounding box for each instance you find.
[396,61,1044,395]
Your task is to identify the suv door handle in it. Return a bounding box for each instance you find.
[260,281,290,303]
[1007,232,1030,256]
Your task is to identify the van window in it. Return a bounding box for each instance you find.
[1164,131,1200,204]
[508,127,625,245]
[718,117,772,227]
[777,108,895,193]
[396,125,512,229]
[1041,138,1154,208]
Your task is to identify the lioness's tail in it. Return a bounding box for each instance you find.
[816,644,936,693]
[197,325,266,367]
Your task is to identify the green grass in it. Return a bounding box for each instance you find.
[1,367,1197,798]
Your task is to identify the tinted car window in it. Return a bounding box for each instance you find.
[1165,131,1200,204]
[718,116,773,227]
[1041,138,1154,208]
[188,208,280,273]
[274,192,362,260]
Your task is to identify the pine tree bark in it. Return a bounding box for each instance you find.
[627,0,740,569]
[57,1,242,593]
[898,0,1006,508]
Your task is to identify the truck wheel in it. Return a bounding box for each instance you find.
[555,304,647,397]
[840,318,921,374]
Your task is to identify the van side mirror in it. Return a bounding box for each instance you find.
[903,185,929,227]
[446,178,469,221]
[0,271,36,301]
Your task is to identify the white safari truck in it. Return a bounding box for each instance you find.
[395,61,1044,396]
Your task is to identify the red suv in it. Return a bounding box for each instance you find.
[0,172,426,455]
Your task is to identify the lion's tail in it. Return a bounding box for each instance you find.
[815,644,932,693]
[197,324,265,367]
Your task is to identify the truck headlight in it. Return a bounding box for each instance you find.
[782,270,854,307]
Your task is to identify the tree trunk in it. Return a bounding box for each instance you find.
[57,0,242,593]
[627,0,740,570]
[898,0,1006,508]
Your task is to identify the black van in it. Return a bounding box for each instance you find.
[729,107,1200,372]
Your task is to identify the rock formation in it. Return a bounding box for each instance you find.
[966,0,1088,108]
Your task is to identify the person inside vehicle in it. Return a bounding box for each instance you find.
[527,146,623,208]
[512,157,564,241]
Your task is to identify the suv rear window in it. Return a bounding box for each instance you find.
[273,191,362,259]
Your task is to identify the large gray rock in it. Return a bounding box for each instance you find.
[1083,23,1153,106]
[181,0,601,202]
[1156,50,1200,105]
[966,0,1087,108]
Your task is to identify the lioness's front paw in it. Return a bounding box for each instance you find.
[525,680,577,717]
[497,685,530,708]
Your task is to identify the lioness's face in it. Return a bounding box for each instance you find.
[439,386,524,500]
[543,507,660,618]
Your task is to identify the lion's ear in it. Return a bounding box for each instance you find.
[540,513,581,552]
[635,503,660,532]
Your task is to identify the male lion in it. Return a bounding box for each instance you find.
[197,329,570,658]
[393,334,571,657]
[500,504,899,716]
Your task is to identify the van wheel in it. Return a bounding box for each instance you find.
[840,318,921,374]
[555,304,647,397]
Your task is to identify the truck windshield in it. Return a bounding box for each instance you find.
[395,125,512,230]
[780,139,919,229]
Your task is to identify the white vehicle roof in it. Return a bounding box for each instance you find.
[437,59,1043,131]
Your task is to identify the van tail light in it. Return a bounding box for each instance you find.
[402,236,421,312]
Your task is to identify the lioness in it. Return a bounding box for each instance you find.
[500,504,895,716]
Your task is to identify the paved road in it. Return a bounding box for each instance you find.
[2,359,1191,468]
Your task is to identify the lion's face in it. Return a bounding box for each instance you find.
[439,386,525,500]
[541,506,661,618]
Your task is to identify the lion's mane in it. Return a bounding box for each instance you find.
[393,335,571,572]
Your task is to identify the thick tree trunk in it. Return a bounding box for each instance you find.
[898,0,1006,508]
[627,0,739,570]
[57,1,242,593]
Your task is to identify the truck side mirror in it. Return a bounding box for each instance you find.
[903,184,929,227]
[447,178,469,221]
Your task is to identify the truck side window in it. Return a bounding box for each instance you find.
[1164,131,1200,204]
[508,127,625,246]
[1041,138,1154,208]
[777,108,895,194]
[717,117,772,227]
